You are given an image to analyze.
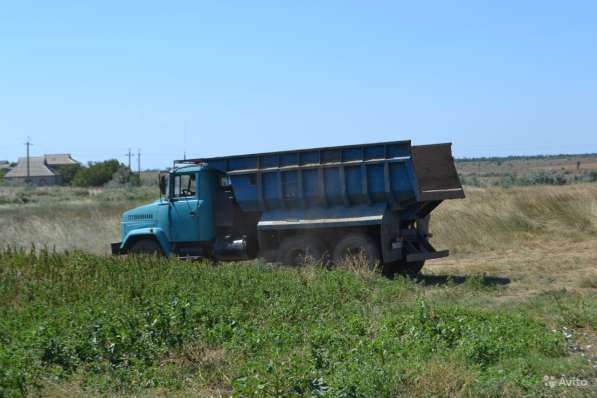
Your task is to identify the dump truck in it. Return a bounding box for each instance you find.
[111,140,464,274]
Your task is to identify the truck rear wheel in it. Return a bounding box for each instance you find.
[277,235,322,266]
[332,233,380,269]
[260,249,278,263]
[128,239,162,256]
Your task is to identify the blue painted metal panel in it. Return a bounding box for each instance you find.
[345,166,361,196]
[121,227,172,256]
[281,170,299,202]
[167,170,215,243]
[324,168,341,204]
[201,140,417,213]
[182,141,464,222]
[230,174,257,208]
[301,151,319,165]
[303,169,318,201]
[367,164,385,195]
[170,197,202,242]
[197,171,215,240]
[258,203,387,230]
[263,172,278,208]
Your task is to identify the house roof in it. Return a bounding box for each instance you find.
[44,154,79,166]
[0,161,9,170]
[4,157,56,178]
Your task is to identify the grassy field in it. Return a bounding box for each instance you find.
[0,186,155,255]
[456,153,597,175]
[0,184,596,397]
[455,153,597,187]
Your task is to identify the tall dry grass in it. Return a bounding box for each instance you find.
[431,184,597,254]
[1,184,596,256]
[0,186,156,254]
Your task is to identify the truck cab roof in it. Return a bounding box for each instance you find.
[171,164,208,174]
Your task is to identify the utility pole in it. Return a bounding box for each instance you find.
[25,137,32,184]
[183,131,187,160]
[125,148,133,171]
[137,148,141,174]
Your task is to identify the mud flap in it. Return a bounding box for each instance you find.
[111,242,122,255]
[380,208,402,263]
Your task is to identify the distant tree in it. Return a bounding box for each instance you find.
[72,160,121,187]
[106,165,141,187]
[53,164,82,185]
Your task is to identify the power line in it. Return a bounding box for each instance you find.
[183,130,187,160]
[137,148,141,174]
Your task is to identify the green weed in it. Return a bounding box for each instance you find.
[0,251,576,397]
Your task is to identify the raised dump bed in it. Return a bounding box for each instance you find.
[195,140,464,218]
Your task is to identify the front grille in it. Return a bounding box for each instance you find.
[127,214,153,221]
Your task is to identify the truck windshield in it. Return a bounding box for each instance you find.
[172,173,197,198]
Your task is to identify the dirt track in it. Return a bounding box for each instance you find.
[426,238,597,376]
[427,239,597,298]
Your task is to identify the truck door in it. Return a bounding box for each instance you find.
[169,172,202,242]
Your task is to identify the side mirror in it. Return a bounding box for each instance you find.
[159,175,167,196]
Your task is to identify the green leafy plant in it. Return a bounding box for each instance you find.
[0,251,574,397]
[71,160,121,187]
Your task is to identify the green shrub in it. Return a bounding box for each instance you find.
[105,165,141,187]
[458,174,482,187]
[51,164,82,185]
[0,251,570,397]
[490,170,575,187]
[526,170,569,185]
[493,172,518,188]
[71,160,121,187]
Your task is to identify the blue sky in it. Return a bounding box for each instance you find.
[1,1,595,168]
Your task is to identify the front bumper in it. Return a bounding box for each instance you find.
[111,242,123,255]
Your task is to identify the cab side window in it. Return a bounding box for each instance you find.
[172,173,197,198]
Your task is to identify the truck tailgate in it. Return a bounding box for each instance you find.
[411,144,465,202]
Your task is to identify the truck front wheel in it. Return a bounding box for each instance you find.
[277,235,322,266]
[128,238,163,256]
[332,233,380,269]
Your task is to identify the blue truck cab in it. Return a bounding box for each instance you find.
[112,140,464,274]
[113,164,251,258]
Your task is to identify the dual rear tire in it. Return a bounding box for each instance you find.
[276,235,323,266]
[129,235,424,274]
[275,232,381,269]
[332,233,380,269]
[274,232,425,275]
